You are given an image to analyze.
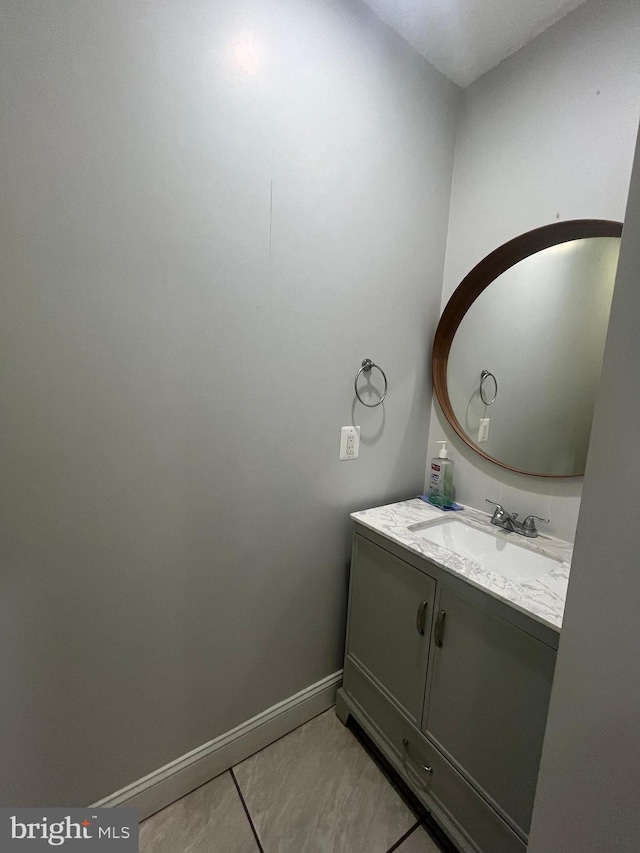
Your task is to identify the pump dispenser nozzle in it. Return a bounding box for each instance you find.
[436,440,448,459]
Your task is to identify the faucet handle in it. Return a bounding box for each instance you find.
[522,515,549,535]
[485,499,506,521]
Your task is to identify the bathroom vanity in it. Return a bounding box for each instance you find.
[336,499,571,853]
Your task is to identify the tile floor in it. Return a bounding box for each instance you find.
[139,708,450,853]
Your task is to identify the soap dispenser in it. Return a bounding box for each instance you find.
[428,440,455,508]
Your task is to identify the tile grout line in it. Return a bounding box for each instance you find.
[235,705,336,770]
[140,707,337,825]
[230,768,265,853]
[384,820,421,853]
[420,816,460,853]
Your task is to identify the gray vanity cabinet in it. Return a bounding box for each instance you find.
[346,533,436,728]
[338,529,558,853]
[424,584,556,839]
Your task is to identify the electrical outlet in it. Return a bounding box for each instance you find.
[340,426,360,460]
[478,417,490,443]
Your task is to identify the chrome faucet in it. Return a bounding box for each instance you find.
[485,500,549,538]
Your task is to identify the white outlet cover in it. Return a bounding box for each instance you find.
[340,426,361,460]
[478,417,490,443]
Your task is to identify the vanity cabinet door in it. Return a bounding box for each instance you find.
[423,584,556,839]
[346,535,436,727]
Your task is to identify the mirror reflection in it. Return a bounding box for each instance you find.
[446,236,620,476]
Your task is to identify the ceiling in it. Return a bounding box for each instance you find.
[361,0,588,87]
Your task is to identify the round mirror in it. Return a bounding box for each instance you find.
[432,220,622,478]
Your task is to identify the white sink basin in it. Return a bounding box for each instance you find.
[408,517,560,583]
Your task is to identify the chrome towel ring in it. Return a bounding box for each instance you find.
[355,359,388,408]
[479,369,498,406]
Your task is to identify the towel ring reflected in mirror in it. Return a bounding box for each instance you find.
[479,370,498,406]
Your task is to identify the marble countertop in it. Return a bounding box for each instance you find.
[351,499,572,631]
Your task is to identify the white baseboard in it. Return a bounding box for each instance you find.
[91,670,343,821]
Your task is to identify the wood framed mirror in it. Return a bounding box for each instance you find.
[432,219,622,478]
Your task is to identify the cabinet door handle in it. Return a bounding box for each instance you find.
[416,600,428,636]
[402,737,432,774]
[435,609,446,647]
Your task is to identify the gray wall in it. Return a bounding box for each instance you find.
[528,126,640,853]
[0,0,459,804]
[426,0,640,540]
